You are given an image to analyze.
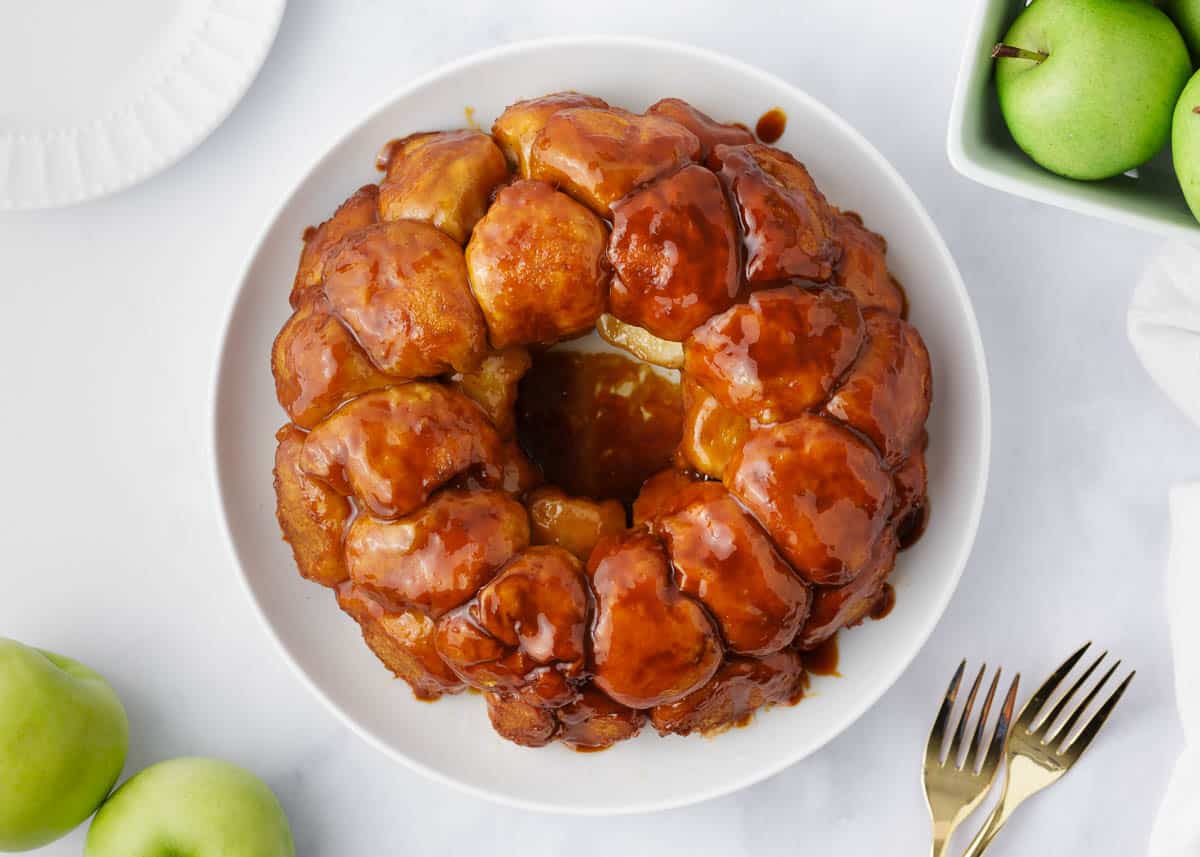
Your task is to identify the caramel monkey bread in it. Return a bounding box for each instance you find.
[271,93,932,750]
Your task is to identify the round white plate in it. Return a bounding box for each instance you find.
[0,0,285,210]
[212,36,991,815]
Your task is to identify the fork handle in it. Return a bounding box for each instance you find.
[959,780,1025,857]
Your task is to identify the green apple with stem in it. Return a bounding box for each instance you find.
[84,757,294,857]
[0,638,129,851]
[994,0,1191,180]
[1173,70,1200,221]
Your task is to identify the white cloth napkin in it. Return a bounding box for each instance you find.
[1148,484,1200,857]
[1128,242,1200,428]
[1128,242,1200,857]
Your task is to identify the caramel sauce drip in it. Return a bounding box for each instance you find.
[755,107,787,143]
[804,634,840,676]
[869,582,897,620]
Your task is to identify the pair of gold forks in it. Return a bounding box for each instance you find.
[923,643,1135,856]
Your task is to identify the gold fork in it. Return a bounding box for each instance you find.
[960,642,1136,856]
[923,660,1020,857]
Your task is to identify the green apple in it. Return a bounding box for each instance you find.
[84,757,294,857]
[1173,70,1200,220]
[994,0,1191,180]
[1162,0,1200,60]
[0,638,128,852]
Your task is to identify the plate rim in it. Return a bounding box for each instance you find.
[0,0,287,211]
[210,34,992,816]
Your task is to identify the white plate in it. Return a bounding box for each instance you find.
[0,0,285,210]
[212,36,991,815]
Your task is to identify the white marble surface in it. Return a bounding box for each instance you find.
[1,1,1195,854]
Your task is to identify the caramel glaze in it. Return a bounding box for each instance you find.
[713,142,838,284]
[647,98,756,162]
[322,220,488,378]
[870,583,897,620]
[755,107,787,144]
[726,414,895,586]
[435,546,589,708]
[527,486,626,561]
[516,351,682,506]
[587,530,724,709]
[344,489,529,617]
[638,471,812,657]
[271,93,934,749]
[609,164,740,341]
[465,179,609,348]
[528,106,701,215]
[376,130,508,244]
[300,384,505,520]
[685,285,865,424]
[803,634,840,677]
[651,649,805,737]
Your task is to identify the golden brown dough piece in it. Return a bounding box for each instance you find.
[273,425,352,587]
[527,486,626,561]
[587,531,722,708]
[826,309,932,466]
[291,184,379,308]
[714,143,838,284]
[832,211,906,317]
[323,221,487,378]
[595,314,685,369]
[727,414,894,585]
[436,546,588,707]
[608,164,740,341]
[377,130,509,244]
[557,685,644,750]
[271,297,394,429]
[645,98,755,162]
[679,377,750,480]
[449,439,543,499]
[484,692,558,747]
[465,180,609,348]
[685,285,864,423]
[336,582,465,700]
[795,529,899,650]
[631,469,699,526]
[449,347,532,439]
[645,478,811,656]
[300,384,504,519]
[492,92,609,177]
[345,489,529,617]
[650,650,805,736]
[529,106,701,215]
[484,684,644,751]
[892,443,928,551]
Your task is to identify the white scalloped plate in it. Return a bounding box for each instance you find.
[0,0,284,210]
[213,37,990,815]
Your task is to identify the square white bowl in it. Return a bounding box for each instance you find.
[948,0,1200,241]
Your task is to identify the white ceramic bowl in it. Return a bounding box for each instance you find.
[948,0,1200,240]
[213,36,990,815]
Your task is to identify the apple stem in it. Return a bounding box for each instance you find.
[992,43,1048,63]
[1194,106,1200,115]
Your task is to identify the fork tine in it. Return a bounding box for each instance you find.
[1053,659,1120,747]
[966,667,1002,772]
[949,664,987,768]
[1036,650,1106,740]
[1063,671,1135,760]
[983,672,1020,771]
[927,659,965,764]
[1016,642,1091,731]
